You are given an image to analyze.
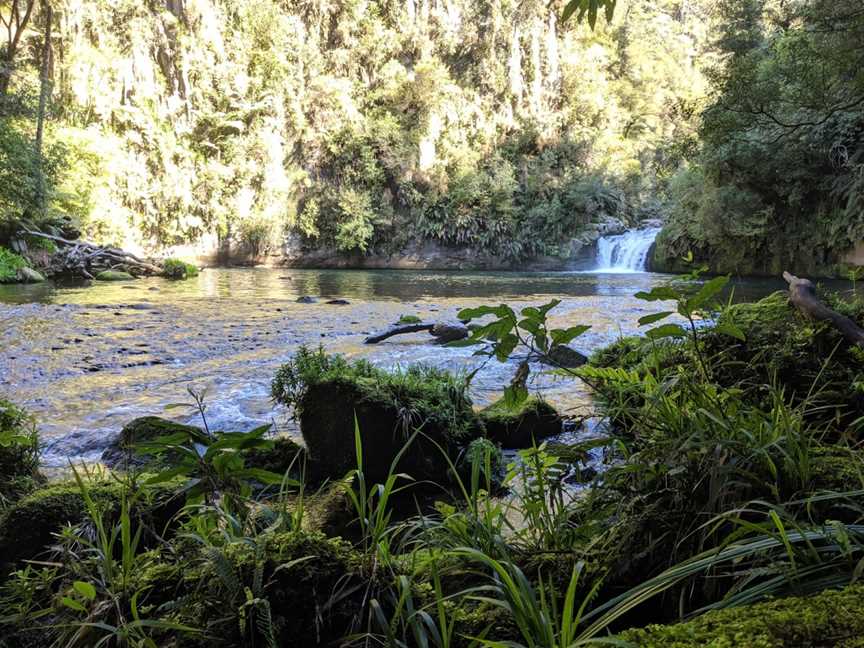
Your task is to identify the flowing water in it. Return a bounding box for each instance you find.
[594,227,662,273]
[0,267,800,466]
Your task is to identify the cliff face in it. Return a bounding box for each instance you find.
[38,0,710,265]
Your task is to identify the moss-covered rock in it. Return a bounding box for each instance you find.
[95,270,135,281]
[244,436,309,478]
[187,530,365,646]
[617,584,864,647]
[271,347,480,483]
[0,483,115,573]
[479,397,561,448]
[101,416,206,469]
[0,481,184,575]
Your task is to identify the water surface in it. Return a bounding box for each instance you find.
[0,268,808,465]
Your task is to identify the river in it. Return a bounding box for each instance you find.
[0,268,811,466]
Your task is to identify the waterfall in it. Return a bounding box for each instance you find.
[594,227,661,273]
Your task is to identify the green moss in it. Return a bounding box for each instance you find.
[479,397,561,448]
[271,347,479,483]
[617,584,864,647]
[162,258,199,280]
[190,530,365,645]
[398,314,423,324]
[0,247,28,283]
[0,483,118,573]
[95,270,135,281]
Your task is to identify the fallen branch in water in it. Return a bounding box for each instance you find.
[783,271,864,347]
[364,321,468,345]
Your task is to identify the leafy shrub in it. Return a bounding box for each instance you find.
[161,258,199,280]
[0,248,27,283]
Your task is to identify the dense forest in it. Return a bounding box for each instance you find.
[1,0,861,274]
[2,1,864,647]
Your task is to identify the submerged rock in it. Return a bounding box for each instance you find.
[480,397,562,448]
[95,270,135,281]
[546,344,588,368]
[325,298,350,305]
[296,295,317,303]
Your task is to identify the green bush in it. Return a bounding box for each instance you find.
[0,248,27,283]
[0,400,40,501]
[161,258,199,280]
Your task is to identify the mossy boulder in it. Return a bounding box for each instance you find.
[95,270,135,281]
[271,347,480,484]
[189,530,365,645]
[0,481,183,575]
[101,416,205,468]
[618,584,864,647]
[0,483,118,573]
[479,397,562,448]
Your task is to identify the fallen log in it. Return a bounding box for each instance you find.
[22,229,164,277]
[783,271,864,347]
[364,323,434,344]
[364,321,469,345]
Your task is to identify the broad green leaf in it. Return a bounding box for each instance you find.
[687,275,729,311]
[61,597,87,613]
[715,321,746,341]
[634,286,680,302]
[551,325,591,345]
[645,323,687,340]
[73,581,97,601]
[638,311,673,326]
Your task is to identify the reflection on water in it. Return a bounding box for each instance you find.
[0,268,850,465]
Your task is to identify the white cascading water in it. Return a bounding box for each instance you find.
[593,227,661,273]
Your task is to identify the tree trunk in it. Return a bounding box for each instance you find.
[783,271,864,347]
[34,0,52,212]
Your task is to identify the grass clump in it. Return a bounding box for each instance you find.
[0,247,27,283]
[162,258,199,280]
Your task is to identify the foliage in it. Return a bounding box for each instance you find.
[161,258,199,280]
[135,389,286,514]
[0,247,27,283]
[619,583,864,647]
[0,399,40,502]
[655,0,864,276]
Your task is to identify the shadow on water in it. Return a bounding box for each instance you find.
[0,268,858,465]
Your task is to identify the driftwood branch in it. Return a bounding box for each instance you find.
[23,229,163,276]
[364,322,469,345]
[364,323,434,344]
[783,271,864,347]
